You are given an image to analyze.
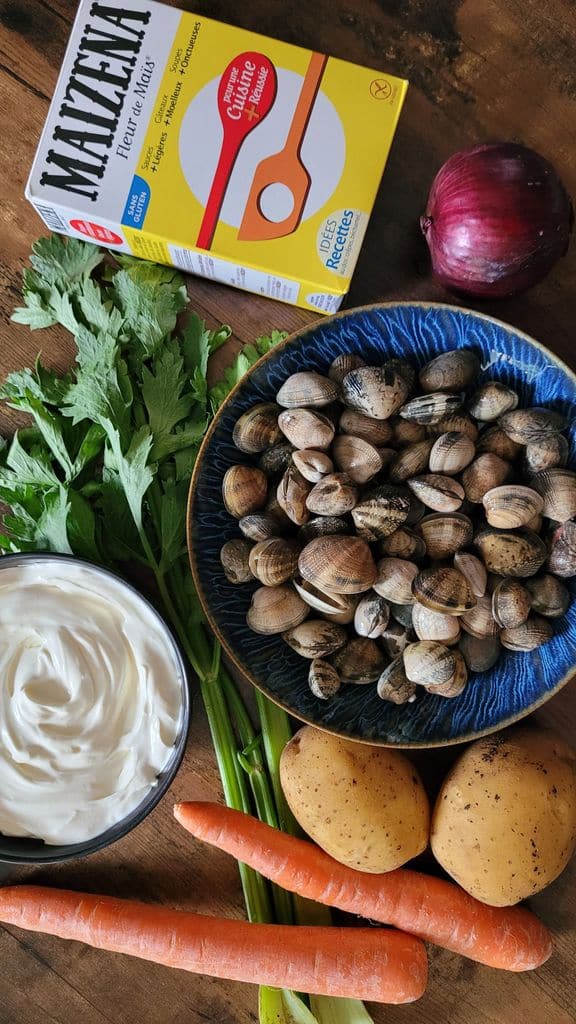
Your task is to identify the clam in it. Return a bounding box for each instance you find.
[277,466,311,525]
[377,447,397,472]
[298,516,350,543]
[380,526,427,561]
[404,641,456,686]
[399,392,461,424]
[265,491,296,529]
[500,614,554,652]
[391,603,414,629]
[407,474,465,513]
[258,443,294,476]
[391,417,427,445]
[499,407,567,444]
[328,353,366,385]
[461,453,510,504]
[293,579,358,623]
[412,566,476,615]
[239,513,279,542]
[523,435,569,475]
[276,371,339,408]
[377,658,417,704]
[459,633,501,673]
[389,439,434,483]
[453,551,487,597]
[428,432,475,474]
[419,349,480,393]
[248,538,300,586]
[412,603,461,645]
[341,365,409,420]
[339,408,394,446]
[383,358,417,391]
[354,592,390,638]
[525,574,570,618]
[476,426,523,462]
[404,492,426,525]
[223,465,268,518]
[306,473,358,515]
[332,434,383,484]
[424,650,467,698]
[373,557,419,604]
[492,578,532,630]
[282,619,347,658]
[233,403,283,453]
[379,619,412,659]
[482,485,544,529]
[429,412,479,441]
[526,512,543,533]
[308,659,341,699]
[547,521,576,578]
[469,382,518,421]
[246,584,309,635]
[220,539,254,583]
[474,527,547,577]
[460,594,499,638]
[298,535,377,594]
[278,408,335,450]
[351,486,410,541]
[417,513,473,559]
[531,469,576,523]
[292,449,334,482]
[331,637,386,684]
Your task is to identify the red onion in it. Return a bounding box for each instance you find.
[421,143,573,298]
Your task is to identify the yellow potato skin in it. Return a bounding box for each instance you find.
[431,727,576,906]
[279,725,430,872]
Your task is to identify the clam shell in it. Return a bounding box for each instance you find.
[351,486,410,541]
[523,435,569,474]
[298,535,377,594]
[276,371,339,408]
[331,637,386,684]
[220,539,254,583]
[308,659,341,699]
[278,408,335,450]
[476,426,523,462]
[424,650,467,698]
[239,513,280,543]
[453,551,487,597]
[248,538,300,586]
[461,453,510,503]
[412,567,476,615]
[339,408,394,445]
[380,526,427,561]
[460,594,499,638]
[233,403,282,453]
[417,513,473,559]
[531,469,576,523]
[377,447,397,472]
[525,574,570,618]
[223,465,268,518]
[474,527,547,577]
[328,353,366,386]
[292,449,334,482]
[265,491,296,530]
[547,521,576,578]
[491,578,533,629]
[429,413,479,441]
[332,434,383,484]
[499,407,567,444]
[419,349,480,393]
[277,466,311,525]
[377,658,417,704]
[379,619,412,659]
[306,473,358,515]
[428,432,475,474]
[482,485,544,529]
[354,592,390,638]
[468,382,518,421]
[500,614,554,652]
[389,439,434,483]
[391,417,427,445]
[459,633,501,673]
[298,516,350,543]
[246,584,309,635]
[404,641,456,685]
[407,474,465,513]
[341,365,409,420]
[391,603,414,629]
[399,392,461,424]
[373,557,419,604]
[383,358,417,391]
[412,603,461,644]
[258,443,295,476]
[293,579,358,623]
[282,619,347,658]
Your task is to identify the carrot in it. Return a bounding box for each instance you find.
[175,801,552,973]
[0,885,427,1004]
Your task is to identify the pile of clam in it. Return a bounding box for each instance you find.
[220,349,575,705]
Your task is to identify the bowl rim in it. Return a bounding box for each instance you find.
[0,551,191,863]
[187,299,576,748]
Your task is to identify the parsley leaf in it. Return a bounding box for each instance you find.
[103,423,154,534]
[113,264,187,358]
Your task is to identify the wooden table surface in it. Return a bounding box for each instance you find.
[1,0,576,1021]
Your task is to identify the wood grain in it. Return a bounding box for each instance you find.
[0,0,575,1021]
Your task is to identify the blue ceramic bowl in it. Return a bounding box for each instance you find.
[189,303,576,747]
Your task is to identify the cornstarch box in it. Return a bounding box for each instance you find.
[26,0,408,313]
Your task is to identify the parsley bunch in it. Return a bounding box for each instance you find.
[5,237,373,1024]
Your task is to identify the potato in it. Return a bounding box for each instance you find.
[431,726,576,906]
[279,725,430,872]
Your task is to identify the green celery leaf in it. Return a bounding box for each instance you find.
[47,286,81,334]
[180,314,231,380]
[159,479,188,571]
[35,487,72,554]
[72,423,106,474]
[150,422,206,464]
[67,489,100,562]
[142,342,193,446]
[6,434,59,488]
[173,442,202,481]
[8,392,75,479]
[28,235,103,288]
[97,472,146,562]
[35,359,72,405]
[77,277,124,337]
[112,264,187,358]
[103,423,154,532]
[0,479,43,519]
[259,988,319,1024]
[63,348,132,438]
[11,291,57,329]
